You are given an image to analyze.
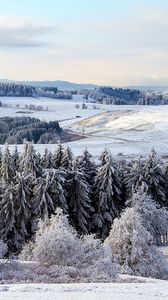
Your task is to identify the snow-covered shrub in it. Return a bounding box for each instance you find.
[0,240,7,258]
[127,191,168,244]
[21,208,118,281]
[105,207,168,279]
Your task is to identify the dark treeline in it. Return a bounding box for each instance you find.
[0,83,36,97]
[0,143,168,254]
[0,83,72,99]
[0,117,62,144]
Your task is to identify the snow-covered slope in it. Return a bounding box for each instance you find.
[2,97,168,156]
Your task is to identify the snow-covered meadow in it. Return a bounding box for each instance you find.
[1,281,168,300]
[1,96,168,157]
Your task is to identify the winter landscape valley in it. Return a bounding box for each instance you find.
[1,94,168,299]
[2,96,168,157]
[1,0,168,298]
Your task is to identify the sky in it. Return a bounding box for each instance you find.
[0,0,168,86]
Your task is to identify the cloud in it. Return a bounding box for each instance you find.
[0,16,57,48]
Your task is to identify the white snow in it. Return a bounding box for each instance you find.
[1,281,168,300]
[1,96,168,157]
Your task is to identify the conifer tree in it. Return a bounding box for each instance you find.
[52,142,64,168]
[66,162,94,234]
[125,150,166,206]
[46,169,68,213]
[0,144,15,186]
[77,149,96,184]
[31,176,54,227]
[0,185,16,251]
[0,173,33,252]
[41,148,53,169]
[14,173,32,245]
[19,142,42,179]
[92,151,123,239]
[99,148,109,166]
[0,148,2,170]
[31,169,67,231]
[60,146,73,170]
[12,145,19,172]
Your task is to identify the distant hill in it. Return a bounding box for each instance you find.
[127,86,168,92]
[21,80,97,90]
[0,79,97,90]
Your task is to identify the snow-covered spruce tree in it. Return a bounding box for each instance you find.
[127,190,168,245]
[99,148,110,166]
[18,140,28,171]
[0,172,32,252]
[105,206,168,279]
[12,145,19,172]
[31,169,67,232]
[60,146,73,170]
[0,240,7,258]
[0,144,15,186]
[125,150,167,206]
[46,169,68,213]
[21,209,118,281]
[0,185,16,252]
[31,176,55,229]
[14,173,32,247]
[19,142,42,179]
[52,142,64,168]
[0,148,2,169]
[92,151,123,239]
[77,148,96,186]
[41,148,53,169]
[65,161,94,234]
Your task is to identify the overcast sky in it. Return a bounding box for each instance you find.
[0,0,168,86]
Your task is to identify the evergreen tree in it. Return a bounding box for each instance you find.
[0,185,16,251]
[46,169,68,213]
[19,142,42,179]
[92,151,123,239]
[66,162,94,234]
[14,173,32,246]
[0,148,2,169]
[125,150,166,206]
[60,146,73,170]
[31,169,67,231]
[77,149,96,184]
[0,144,15,186]
[41,148,53,169]
[52,142,64,168]
[12,145,19,172]
[99,148,109,166]
[31,176,54,228]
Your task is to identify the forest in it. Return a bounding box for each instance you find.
[0,143,168,280]
[0,83,72,99]
[86,86,168,105]
[0,117,62,144]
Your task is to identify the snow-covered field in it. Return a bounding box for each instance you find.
[1,96,168,157]
[1,281,168,300]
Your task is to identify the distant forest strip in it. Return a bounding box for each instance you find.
[83,86,168,105]
[0,117,63,144]
[1,82,168,105]
[0,83,72,99]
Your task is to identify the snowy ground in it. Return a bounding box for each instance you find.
[1,96,168,157]
[1,281,168,300]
